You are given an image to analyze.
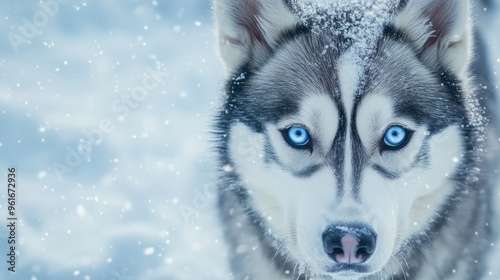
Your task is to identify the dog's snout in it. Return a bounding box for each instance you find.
[322,224,376,265]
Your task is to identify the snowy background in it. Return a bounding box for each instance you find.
[0,1,498,280]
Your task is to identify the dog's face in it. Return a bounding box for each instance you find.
[215,0,472,278]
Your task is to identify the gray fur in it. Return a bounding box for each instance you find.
[213,0,499,279]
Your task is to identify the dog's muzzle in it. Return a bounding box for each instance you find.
[322,223,377,266]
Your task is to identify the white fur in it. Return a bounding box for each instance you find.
[338,52,360,117]
[218,0,479,278]
[214,0,297,73]
[228,89,464,278]
[338,52,361,201]
[394,0,472,77]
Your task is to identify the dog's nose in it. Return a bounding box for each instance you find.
[322,224,376,264]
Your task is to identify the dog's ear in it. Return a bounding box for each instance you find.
[393,0,471,77]
[214,0,298,74]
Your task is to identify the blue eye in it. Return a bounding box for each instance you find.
[383,125,410,149]
[284,125,310,148]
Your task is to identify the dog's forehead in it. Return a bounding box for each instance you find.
[252,2,399,98]
[295,0,397,49]
[245,36,381,127]
[239,1,463,132]
[250,29,396,112]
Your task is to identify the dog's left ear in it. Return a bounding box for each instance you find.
[214,0,298,74]
[393,0,471,77]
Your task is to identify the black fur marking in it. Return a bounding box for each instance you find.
[263,136,283,166]
[372,164,399,180]
[282,0,296,13]
[325,263,370,273]
[393,68,464,133]
[263,134,322,178]
[381,24,413,47]
[394,0,410,13]
[350,94,369,201]
[274,24,312,52]
[330,96,347,199]
[370,139,430,181]
[294,164,323,178]
[375,25,466,133]
[412,140,430,168]
[225,63,302,133]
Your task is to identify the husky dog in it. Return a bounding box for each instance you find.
[212,0,499,279]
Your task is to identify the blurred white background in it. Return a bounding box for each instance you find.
[0,1,229,279]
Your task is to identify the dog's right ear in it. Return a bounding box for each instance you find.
[214,0,298,74]
[393,0,472,77]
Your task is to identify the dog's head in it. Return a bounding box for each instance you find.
[215,0,476,278]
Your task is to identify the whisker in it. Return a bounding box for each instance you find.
[234,206,281,220]
[398,252,411,272]
[272,242,285,261]
[291,258,300,279]
[393,254,408,280]
[388,255,398,280]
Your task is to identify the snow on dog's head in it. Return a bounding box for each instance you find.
[215,0,475,278]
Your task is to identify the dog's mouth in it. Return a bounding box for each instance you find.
[305,264,373,280]
[325,263,371,274]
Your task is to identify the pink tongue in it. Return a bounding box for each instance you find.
[334,233,364,264]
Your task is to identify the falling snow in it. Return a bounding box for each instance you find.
[0,1,228,279]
